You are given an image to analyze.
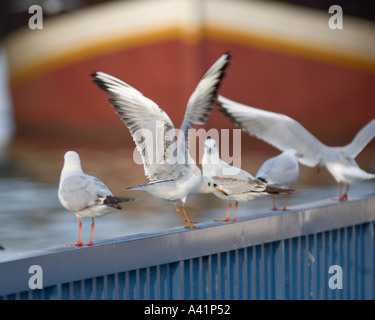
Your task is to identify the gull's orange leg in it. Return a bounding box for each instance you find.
[82,218,94,246]
[67,217,83,247]
[280,194,288,211]
[338,182,344,201]
[342,184,350,201]
[215,199,232,222]
[175,203,185,220]
[333,182,349,201]
[333,182,342,201]
[229,201,238,221]
[175,203,197,224]
[182,202,199,229]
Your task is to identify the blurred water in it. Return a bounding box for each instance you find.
[0,45,15,164]
[1,156,374,262]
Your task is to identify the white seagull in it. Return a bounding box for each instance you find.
[202,138,292,221]
[58,151,135,246]
[91,53,231,228]
[218,96,375,201]
[256,149,301,211]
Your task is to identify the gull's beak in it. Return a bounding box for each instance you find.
[216,188,228,196]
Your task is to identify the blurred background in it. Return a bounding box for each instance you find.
[0,0,374,260]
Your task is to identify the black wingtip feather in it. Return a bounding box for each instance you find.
[104,196,137,210]
[90,71,114,96]
[215,99,244,130]
[207,50,232,106]
[257,176,268,183]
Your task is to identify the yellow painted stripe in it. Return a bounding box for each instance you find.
[6,23,375,86]
[6,30,204,86]
[7,27,184,85]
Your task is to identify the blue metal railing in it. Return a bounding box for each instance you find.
[1,193,374,300]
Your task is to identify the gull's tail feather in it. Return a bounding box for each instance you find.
[264,185,294,195]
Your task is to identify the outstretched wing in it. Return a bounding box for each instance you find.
[178,52,231,165]
[91,72,181,180]
[343,118,375,158]
[218,95,326,167]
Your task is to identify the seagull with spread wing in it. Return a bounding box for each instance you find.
[218,95,375,201]
[91,53,231,228]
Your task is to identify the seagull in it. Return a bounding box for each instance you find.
[218,95,375,201]
[202,138,292,222]
[58,151,135,246]
[91,52,231,228]
[256,149,301,211]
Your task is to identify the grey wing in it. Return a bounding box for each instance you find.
[91,71,181,180]
[213,176,267,195]
[218,95,326,167]
[59,174,112,212]
[343,118,375,159]
[178,52,231,164]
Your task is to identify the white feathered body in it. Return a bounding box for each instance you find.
[256,149,300,189]
[323,147,375,184]
[128,164,204,202]
[58,151,128,219]
[59,173,116,218]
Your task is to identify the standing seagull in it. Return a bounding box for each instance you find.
[202,138,292,221]
[256,149,301,211]
[58,151,135,246]
[218,95,375,201]
[91,53,231,228]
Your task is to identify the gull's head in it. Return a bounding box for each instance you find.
[204,138,219,155]
[202,139,220,165]
[198,176,227,195]
[64,150,80,162]
[62,151,82,173]
[202,139,221,167]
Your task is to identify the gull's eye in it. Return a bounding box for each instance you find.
[208,182,211,186]
[214,183,217,187]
